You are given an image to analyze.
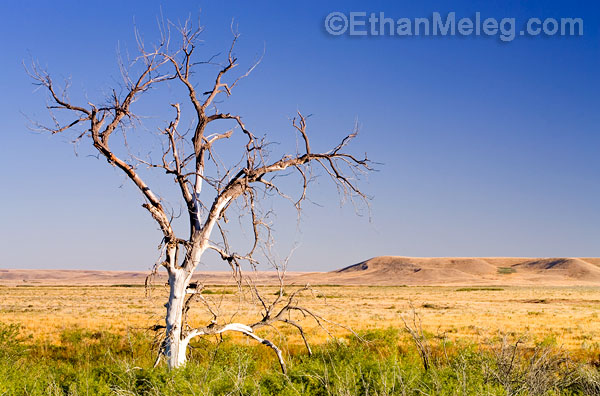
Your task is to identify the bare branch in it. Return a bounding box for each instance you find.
[31,17,372,371]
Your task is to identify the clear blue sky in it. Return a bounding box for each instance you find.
[1,1,598,271]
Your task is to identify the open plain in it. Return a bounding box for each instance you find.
[2,257,600,394]
[1,257,599,352]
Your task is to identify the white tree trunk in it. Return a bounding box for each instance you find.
[164,268,190,369]
[163,243,206,369]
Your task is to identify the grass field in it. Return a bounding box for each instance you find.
[1,285,599,395]
[1,285,598,351]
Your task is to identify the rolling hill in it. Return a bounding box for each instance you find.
[316,256,600,285]
[1,257,600,286]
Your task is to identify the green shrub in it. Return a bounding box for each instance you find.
[497,267,517,274]
[0,323,596,395]
[202,288,234,295]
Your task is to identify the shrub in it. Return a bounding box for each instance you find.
[498,267,517,274]
[0,324,597,395]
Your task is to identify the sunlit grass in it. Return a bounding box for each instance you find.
[0,285,598,353]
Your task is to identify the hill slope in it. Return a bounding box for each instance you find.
[320,256,600,285]
[2,257,600,286]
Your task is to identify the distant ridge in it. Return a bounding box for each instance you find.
[0,269,285,286]
[326,256,600,285]
[2,257,600,286]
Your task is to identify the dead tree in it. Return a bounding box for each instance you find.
[28,18,371,371]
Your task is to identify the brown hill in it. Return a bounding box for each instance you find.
[511,258,600,281]
[321,256,600,286]
[2,257,600,286]
[582,258,600,268]
[0,269,287,286]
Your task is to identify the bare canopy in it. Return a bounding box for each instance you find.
[28,18,371,371]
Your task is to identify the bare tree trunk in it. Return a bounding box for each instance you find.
[164,268,190,369]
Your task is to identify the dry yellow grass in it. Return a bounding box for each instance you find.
[0,285,598,352]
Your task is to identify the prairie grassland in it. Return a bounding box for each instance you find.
[0,285,598,353]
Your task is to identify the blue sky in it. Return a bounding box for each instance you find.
[0,1,598,271]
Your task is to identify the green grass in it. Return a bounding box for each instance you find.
[201,288,234,295]
[0,323,598,395]
[498,267,517,274]
[456,287,505,292]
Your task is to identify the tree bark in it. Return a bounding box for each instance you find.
[164,268,190,369]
